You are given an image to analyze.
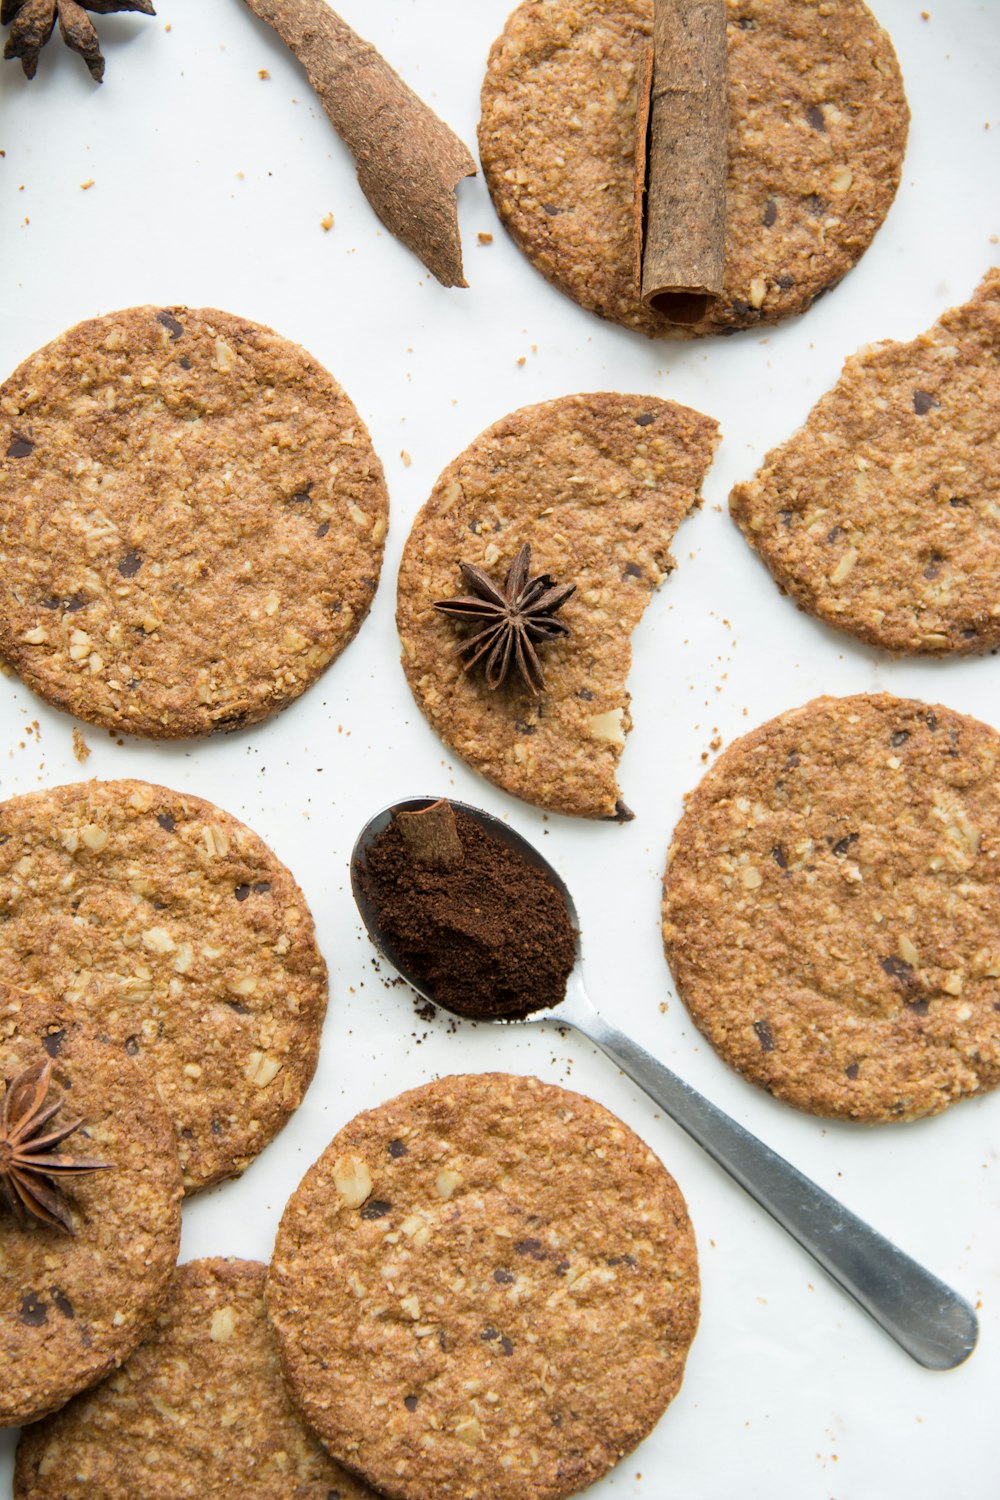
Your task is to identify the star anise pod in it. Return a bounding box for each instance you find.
[0,1056,113,1234]
[3,0,156,83]
[434,543,575,696]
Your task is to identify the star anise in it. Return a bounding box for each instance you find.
[0,1057,113,1234]
[434,543,575,696]
[3,0,156,83]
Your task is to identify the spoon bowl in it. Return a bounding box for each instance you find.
[351,795,582,1019]
[351,796,978,1372]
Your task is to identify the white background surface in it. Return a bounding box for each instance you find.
[0,2,998,1497]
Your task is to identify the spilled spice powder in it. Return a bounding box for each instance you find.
[360,802,577,1020]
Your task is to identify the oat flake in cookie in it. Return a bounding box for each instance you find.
[0,985,182,1428]
[731,269,1000,653]
[397,393,719,818]
[663,694,1000,1123]
[479,0,908,337]
[0,305,388,737]
[0,779,327,1192]
[267,1073,699,1500]
[15,1259,376,1500]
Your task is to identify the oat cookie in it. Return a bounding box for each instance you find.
[730,269,1000,653]
[0,305,388,737]
[15,1259,376,1499]
[267,1073,699,1500]
[479,0,908,337]
[663,694,1000,1122]
[1,985,182,1428]
[397,393,719,818]
[0,779,327,1192]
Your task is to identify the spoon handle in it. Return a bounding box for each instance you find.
[566,1001,977,1370]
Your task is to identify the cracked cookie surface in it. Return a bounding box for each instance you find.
[15,1259,376,1499]
[663,694,1000,1122]
[1,986,182,1428]
[397,393,719,818]
[730,269,1000,653]
[0,780,327,1191]
[0,305,388,738]
[267,1073,699,1500]
[479,0,908,337]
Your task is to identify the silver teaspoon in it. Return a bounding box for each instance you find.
[351,796,978,1371]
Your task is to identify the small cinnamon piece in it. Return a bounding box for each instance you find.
[639,0,728,324]
[240,0,476,287]
[395,799,464,870]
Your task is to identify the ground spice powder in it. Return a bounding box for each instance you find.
[361,805,577,1019]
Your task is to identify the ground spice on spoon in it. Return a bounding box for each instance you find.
[360,800,577,1020]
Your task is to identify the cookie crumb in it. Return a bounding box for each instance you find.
[259,67,271,79]
[80,180,94,191]
[400,450,412,467]
[72,728,91,764]
[320,211,335,231]
[478,231,493,245]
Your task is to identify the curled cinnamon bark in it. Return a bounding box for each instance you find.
[638,0,728,324]
[241,0,476,287]
[395,799,464,870]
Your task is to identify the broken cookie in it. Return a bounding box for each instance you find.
[730,268,1000,653]
[397,393,719,819]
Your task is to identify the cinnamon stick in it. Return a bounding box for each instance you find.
[395,799,464,870]
[240,0,476,287]
[639,0,728,324]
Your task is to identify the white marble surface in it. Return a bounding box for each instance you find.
[0,2,998,1496]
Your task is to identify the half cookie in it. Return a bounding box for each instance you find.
[730,269,1000,653]
[663,694,1000,1123]
[267,1073,699,1500]
[0,780,328,1191]
[397,394,719,818]
[14,1259,377,1499]
[479,0,908,337]
[1,986,182,1427]
[0,306,388,737]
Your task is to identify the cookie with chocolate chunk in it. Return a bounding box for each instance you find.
[1,985,182,1428]
[663,694,1000,1122]
[15,1259,376,1499]
[267,1072,699,1500]
[479,0,908,337]
[397,393,719,818]
[731,269,1000,653]
[0,305,388,738]
[0,779,327,1192]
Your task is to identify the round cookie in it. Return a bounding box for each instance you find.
[0,305,388,738]
[730,268,1000,654]
[397,393,719,818]
[1,985,182,1428]
[267,1073,700,1500]
[479,0,908,338]
[15,1259,376,1500]
[0,779,328,1192]
[663,694,1000,1123]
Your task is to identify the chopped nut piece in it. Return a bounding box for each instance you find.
[333,1155,373,1208]
[435,1168,462,1200]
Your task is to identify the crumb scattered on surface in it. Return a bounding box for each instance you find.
[72,727,90,763]
[321,211,335,231]
[478,231,494,244]
[80,180,94,191]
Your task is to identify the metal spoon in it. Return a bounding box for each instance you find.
[351,796,978,1371]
